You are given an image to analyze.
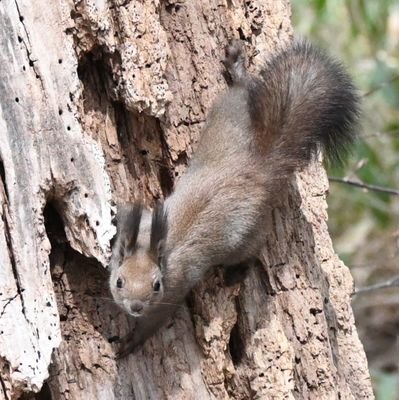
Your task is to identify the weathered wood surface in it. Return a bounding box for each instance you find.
[0,0,373,399]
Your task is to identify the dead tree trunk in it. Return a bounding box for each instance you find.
[0,0,373,399]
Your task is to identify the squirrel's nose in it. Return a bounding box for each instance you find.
[129,300,144,314]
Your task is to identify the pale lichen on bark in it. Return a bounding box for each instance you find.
[0,0,114,397]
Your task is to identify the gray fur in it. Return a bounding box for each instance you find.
[110,40,360,356]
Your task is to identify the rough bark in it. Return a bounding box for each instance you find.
[0,0,373,399]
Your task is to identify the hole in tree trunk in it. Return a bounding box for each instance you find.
[42,199,118,385]
[35,382,52,400]
[229,322,245,365]
[18,382,52,400]
[43,202,67,250]
[77,46,173,199]
[77,45,118,103]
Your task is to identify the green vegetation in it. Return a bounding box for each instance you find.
[292,1,399,398]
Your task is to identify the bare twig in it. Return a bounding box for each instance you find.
[362,128,399,139]
[329,176,399,196]
[351,252,399,270]
[355,275,399,294]
[363,74,399,97]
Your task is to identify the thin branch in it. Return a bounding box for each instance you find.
[329,176,399,196]
[351,252,399,270]
[362,128,399,139]
[363,74,399,97]
[355,275,399,294]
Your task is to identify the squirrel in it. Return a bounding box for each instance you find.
[109,40,360,357]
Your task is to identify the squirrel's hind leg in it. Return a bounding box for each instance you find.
[223,259,256,286]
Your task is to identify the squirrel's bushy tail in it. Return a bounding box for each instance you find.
[226,40,360,168]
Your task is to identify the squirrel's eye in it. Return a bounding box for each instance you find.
[116,277,123,289]
[153,280,161,292]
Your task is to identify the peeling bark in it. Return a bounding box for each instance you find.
[0,0,373,399]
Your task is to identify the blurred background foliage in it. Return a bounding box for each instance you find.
[291,0,399,398]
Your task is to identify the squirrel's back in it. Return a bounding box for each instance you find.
[167,40,359,262]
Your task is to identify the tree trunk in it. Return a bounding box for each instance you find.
[0,0,374,399]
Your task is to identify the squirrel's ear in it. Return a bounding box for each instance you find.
[150,202,168,265]
[157,239,166,271]
[117,203,143,258]
[109,203,143,271]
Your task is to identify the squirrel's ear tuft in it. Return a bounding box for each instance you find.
[109,203,143,271]
[118,203,143,256]
[150,202,168,264]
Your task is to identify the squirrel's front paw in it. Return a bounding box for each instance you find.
[115,330,141,359]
